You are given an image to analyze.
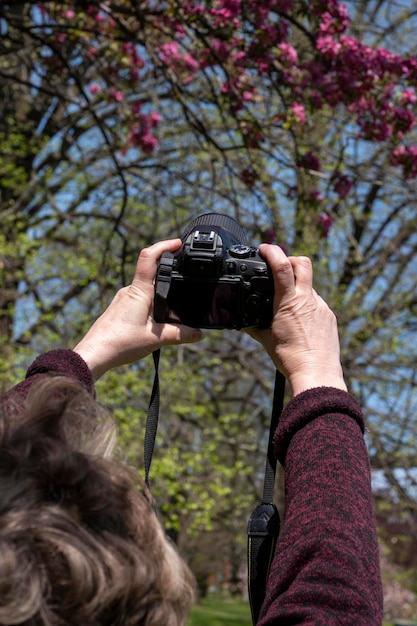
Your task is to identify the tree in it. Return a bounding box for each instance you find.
[2,0,417,603]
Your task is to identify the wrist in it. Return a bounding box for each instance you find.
[73,340,110,381]
[288,365,347,397]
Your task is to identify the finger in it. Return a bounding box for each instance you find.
[157,323,203,346]
[258,243,295,298]
[133,239,182,287]
[290,256,313,293]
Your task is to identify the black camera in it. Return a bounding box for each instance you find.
[154,213,274,329]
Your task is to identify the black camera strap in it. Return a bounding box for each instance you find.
[144,349,161,488]
[153,253,174,323]
[247,369,285,624]
[144,353,285,624]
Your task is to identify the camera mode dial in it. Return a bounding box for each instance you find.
[229,244,252,258]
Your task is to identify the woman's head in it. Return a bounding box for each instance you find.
[0,376,194,625]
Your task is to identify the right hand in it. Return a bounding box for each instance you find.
[74,239,203,380]
[247,244,347,396]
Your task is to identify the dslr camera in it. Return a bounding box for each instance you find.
[154,213,274,329]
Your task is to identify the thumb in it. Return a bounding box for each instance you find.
[158,323,204,346]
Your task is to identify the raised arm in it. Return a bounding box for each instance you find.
[249,244,383,625]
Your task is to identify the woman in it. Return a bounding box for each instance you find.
[1,240,383,625]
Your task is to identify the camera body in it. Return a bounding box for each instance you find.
[154,213,274,329]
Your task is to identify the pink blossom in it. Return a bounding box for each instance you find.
[202,40,230,66]
[317,212,333,237]
[110,90,124,102]
[63,9,75,19]
[159,41,180,62]
[399,88,417,105]
[309,190,324,203]
[140,132,159,153]
[391,145,417,178]
[319,2,349,35]
[298,151,320,171]
[127,125,159,153]
[158,42,198,84]
[183,53,199,72]
[291,102,306,124]
[316,35,341,56]
[391,145,407,163]
[89,84,101,96]
[392,106,416,137]
[210,7,239,28]
[277,42,298,65]
[149,111,162,127]
[231,50,247,67]
[333,172,352,199]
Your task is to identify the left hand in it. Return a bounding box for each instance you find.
[74,239,203,380]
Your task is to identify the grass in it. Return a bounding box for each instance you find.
[187,596,252,626]
[187,597,408,626]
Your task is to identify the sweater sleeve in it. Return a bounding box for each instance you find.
[258,387,383,626]
[3,349,95,415]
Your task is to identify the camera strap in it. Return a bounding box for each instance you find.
[144,353,285,625]
[247,370,285,625]
[144,349,161,488]
[153,253,174,323]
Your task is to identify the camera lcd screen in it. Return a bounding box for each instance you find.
[166,277,242,329]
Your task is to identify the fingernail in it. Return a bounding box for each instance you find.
[192,329,204,341]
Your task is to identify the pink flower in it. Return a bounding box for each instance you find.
[183,52,199,72]
[298,151,320,171]
[110,90,124,102]
[399,88,417,105]
[317,213,333,237]
[391,145,407,164]
[158,42,199,84]
[316,35,341,56]
[159,41,180,62]
[309,190,324,203]
[140,132,159,153]
[391,145,417,178]
[277,42,298,65]
[290,102,306,124]
[319,3,349,35]
[89,84,101,96]
[392,106,416,137]
[333,172,352,199]
[243,90,254,102]
[149,111,161,127]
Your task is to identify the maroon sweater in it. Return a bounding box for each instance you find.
[3,350,383,624]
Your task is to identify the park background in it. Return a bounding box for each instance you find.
[2,1,417,622]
